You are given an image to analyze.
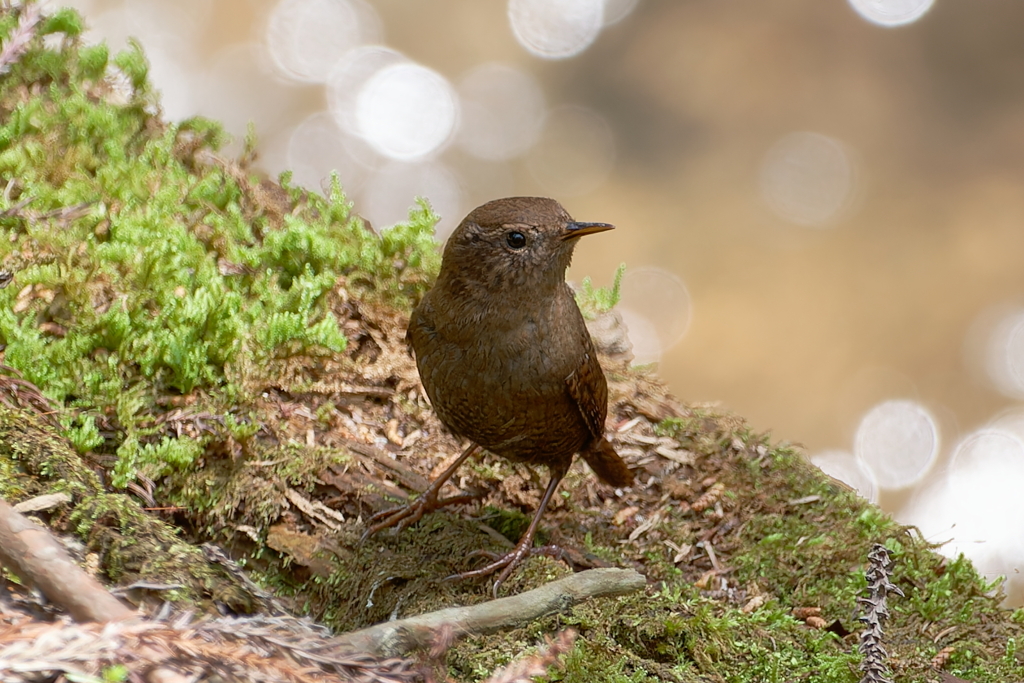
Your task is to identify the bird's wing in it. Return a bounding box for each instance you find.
[405,294,435,353]
[565,339,608,440]
[567,342,634,487]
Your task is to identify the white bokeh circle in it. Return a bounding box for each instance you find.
[847,0,935,27]
[508,0,604,59]
[854,399,938,489]
[360,161,463,237]
[760,132,856,227]
[457,63,546,161]
[617,266,691,365]
[267,0,380,83]
[810,449,879,503]
[355,63,459,161]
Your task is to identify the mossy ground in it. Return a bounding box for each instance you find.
[0,5,1021,682]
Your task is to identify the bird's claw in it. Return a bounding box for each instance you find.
[360,443,484,544]
[359,496,433,543]
[465,548,503,562]
[361,492,483,543]
[446,544,568,598]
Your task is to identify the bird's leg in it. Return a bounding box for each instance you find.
[361,443,481,542]
[447,461,570,598]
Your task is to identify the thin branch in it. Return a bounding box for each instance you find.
[334,567,646,658]
[0,495,135,624]
[482,629,578,683]
[858,543,904,683]
[0,1,40,75]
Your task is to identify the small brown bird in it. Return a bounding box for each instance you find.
[364,197,633,594]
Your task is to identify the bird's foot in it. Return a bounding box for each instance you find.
[446,541,569,598]
[361,443,484,543]
[360,492,477,543]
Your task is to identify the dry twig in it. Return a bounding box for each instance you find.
[0,1,40,75]
[335,568,646,658]
[481,629,577,683]
[0,495,135,624]
[0,571,641,682]
[858,543,904,683]
[0,364,59,424]
[0,613,425,683]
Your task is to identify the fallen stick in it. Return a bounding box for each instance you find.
[0,496,135,624]
[334,567,646,657]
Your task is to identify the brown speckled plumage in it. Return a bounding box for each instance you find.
[365,196,633,594]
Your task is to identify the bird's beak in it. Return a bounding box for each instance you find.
[561,221,615,241]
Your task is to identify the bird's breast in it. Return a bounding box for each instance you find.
[409,288,591,461]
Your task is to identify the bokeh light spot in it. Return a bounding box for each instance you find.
[950,429,1024,484]
[603,0,641,26]
[900,438,1024,606]
[854,399,938,489]
[457,63,546,161]
[267,0,380,84]
[327,46,406,135]
[760,132,855,227]
[143,46,198,122]
[126,0,210,45]
[287,113,369,195]
[526,105,615,196]
[617,309,661,365]
[508,0,604,59]
[809,449,878,503]
[198,43,295,141]
[617,266,691,365]
[847,0,935,27]
[989,408,1024,442]
[983,308,1024,400]
[355,63,459,161]
[360,161,463,237]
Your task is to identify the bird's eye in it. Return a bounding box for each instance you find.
[506,231,527,249]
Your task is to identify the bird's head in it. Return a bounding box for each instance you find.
[437,196,614,294]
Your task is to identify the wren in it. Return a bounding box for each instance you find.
[364,197,633,595]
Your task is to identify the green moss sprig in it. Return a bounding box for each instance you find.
[0,5,441,485]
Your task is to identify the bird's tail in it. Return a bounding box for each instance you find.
[581,437,634,488]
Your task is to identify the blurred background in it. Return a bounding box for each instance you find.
[52,0,1024,602]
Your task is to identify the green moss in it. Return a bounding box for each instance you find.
[112,39,148,91]
[0,406,99,499]
[479,505,534,544]
[447,583,860,682]
[77,43,108,80]
[113,434,208,488]
[575,262,625,319]
[39,7,83,37]
[101,664,130,683]
[0,9,440,485]
[63,413,104,453]
[0,406,248,609]
[435,426,1024,682]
